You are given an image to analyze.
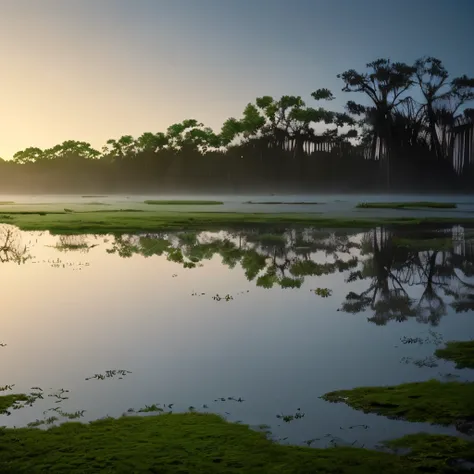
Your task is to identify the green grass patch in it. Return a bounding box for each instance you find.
[356,201,457,210]
[322,379,474,427]
[0,201,15,205]
[384,433,474,472]
[0,209,474,235]
[245,201,323,205]
[83,202,110,206]
[0,412,471,473]
[435,340,474,369]
[0,393,28,415]
[144,200,224,205]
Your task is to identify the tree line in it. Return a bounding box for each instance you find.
[1,56,473,193]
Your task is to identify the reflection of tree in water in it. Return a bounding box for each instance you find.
[54,235,96,253]
[107,228,360,289]
[0,225,31,264]
[342,227,474,326]
[106,225,474,325]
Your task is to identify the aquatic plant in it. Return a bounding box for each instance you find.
[312,288,332,297]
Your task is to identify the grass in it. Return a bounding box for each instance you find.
[0,201,15,205]
[0,412,473,473]
[384,433,474,472]
[1,210,474,234]
[144,200,224,205]
[356,201,457,210]
[0,393,28,415]
[322,379,474,427]
[245,201,323,205]
[81,195,107,198]
[435,340,474,369]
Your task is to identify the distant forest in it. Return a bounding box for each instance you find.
[1,57,473,194]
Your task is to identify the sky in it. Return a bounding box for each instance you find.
[0,0,473,159]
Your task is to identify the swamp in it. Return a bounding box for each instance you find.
[1,201,474,472]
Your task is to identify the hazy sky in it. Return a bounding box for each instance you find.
[1,0,473,159]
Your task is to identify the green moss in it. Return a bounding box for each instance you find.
[435,340,474,369]
[144,200,224,205]
[322,380,474,427]
[0,412,466,473]
[0,209,473,234]
[0,393,28,414]
[356,201,457,209]
[384,433,474,472]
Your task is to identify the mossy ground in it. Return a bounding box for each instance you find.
[322,379,474,427]
[435,340,474,369]
[384,433,474,472]
[0,412,472,473]
[0,394,28,414]
[0,209,473,234]
[356,201,457,209]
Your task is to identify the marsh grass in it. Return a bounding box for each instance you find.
[245,201,323,205]
[1,412,472,473]
[356,202,457,210]
[1,209,474,234]
[0,394,28,414]
[322,379,474,427]
[435,340,474,369]
[144,200,223,205]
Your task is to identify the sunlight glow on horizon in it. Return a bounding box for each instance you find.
[0,0,473,159]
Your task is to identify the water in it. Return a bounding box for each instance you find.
[1,223,473,449]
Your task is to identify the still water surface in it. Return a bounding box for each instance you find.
[1,224,474,448]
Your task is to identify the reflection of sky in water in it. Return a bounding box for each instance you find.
[1,225,474,448]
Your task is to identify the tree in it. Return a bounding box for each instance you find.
[12,147,45,164]
[338,59,416,187]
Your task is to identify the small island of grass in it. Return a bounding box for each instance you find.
[356,201,457,210]
[435,340,474,369]
[144,200,223,205]
[245,201,323,205]
[0,393,28,415]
